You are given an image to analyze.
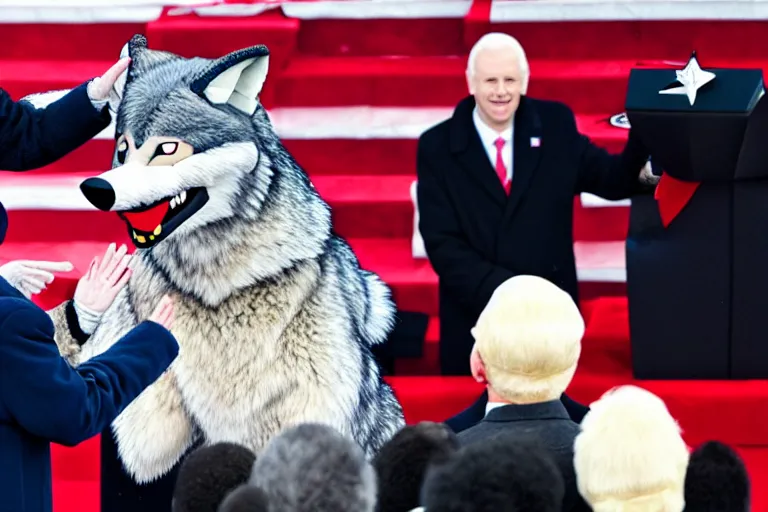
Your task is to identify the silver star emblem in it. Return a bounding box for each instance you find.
[658,52,716,106]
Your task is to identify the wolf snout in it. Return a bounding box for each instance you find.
[80,177,116,211]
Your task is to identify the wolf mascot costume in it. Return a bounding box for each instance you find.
[49,35,406,510]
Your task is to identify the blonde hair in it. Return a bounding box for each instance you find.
[472,275,584,403]
[574,386,689,512]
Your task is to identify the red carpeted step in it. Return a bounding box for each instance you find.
[313,174,415,238]
[312,174,627,241]
[0,170,129,244]
[574,194,629,242]
[276,55,465,107]
[0,174,617,245]
[285,111,628,175]
[145,9,299,108]
[0,60,115,102]
[275,56,654,112]
[464,19,768,60]
[296,18,466,56]
[0,238,625,318]
[0,23,145,61]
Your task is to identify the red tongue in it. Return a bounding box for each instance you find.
[121,201,170,232]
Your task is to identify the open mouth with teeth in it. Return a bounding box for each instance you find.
[118,187,209,248]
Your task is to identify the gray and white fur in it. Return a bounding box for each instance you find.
[47,34,405,484]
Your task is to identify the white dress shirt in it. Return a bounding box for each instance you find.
[473,107,514,183]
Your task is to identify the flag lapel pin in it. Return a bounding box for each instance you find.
[530,137,541,147]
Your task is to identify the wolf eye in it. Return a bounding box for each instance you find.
[151,142,178,160]
[116,139,128,164]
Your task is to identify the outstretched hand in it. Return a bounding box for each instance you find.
[0,260,74,298]
[74,243,132,314]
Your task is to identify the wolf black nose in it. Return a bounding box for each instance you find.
[80,178,116,211]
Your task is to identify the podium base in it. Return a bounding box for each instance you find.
[627,187,731,379]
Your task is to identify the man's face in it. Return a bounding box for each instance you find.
[467,48,523,131]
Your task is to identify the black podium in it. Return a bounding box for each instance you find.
[625,55,767,379]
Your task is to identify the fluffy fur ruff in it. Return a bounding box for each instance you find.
[48,34,405,483]
[420,432,564,512]
[249,423,377,512]
[372,422,460,512]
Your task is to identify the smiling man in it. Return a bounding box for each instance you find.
[416,32,656,424]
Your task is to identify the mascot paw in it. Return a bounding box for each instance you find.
[112,374,197,483]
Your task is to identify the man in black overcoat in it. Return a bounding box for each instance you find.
[416,33,656,429]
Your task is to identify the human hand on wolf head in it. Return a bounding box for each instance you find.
[87,57,130,103]
[0,259,73,298]
[72,242,132,334]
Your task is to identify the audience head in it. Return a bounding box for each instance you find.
[466,32,529,131]
[373,421,460,512]
[574,385,689,512]
[172,442,257,512]
[470,275,584,404]
[249,423,376,512]
[684,440,750,512]
[218,483,270,512]
[421,431,564,511]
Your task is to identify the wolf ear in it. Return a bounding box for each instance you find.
[126,34,180,77]
[110,34,180,117]
[190,45,270,116]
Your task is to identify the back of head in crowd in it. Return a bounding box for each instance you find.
[420,431,564,511]
[471,274,584,404]
[172,442,257,512]
[373,421,460,512]
[218,483,270,512]
[574,385,689,512]
[249,422,376,512]
[684,440,750,512]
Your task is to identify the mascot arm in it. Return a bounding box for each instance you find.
[111,370,198,484]
[47,300,89,364]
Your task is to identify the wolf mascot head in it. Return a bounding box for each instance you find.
[79,35,333,307]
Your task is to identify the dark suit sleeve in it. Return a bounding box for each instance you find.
[0,302,178,446]
[0,82,111,171]
[417,139,515,316]
[573,108,651,200]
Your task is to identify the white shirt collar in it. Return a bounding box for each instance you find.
[473,107,513,147]
[485,401,507,416]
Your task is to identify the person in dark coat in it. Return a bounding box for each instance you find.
[455,275,590,511]
[0,58,127,171]
[0,58,182,512]
[417,33,654,377]
[417,34,655,430]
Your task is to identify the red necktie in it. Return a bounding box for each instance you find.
[494,137,511,195]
